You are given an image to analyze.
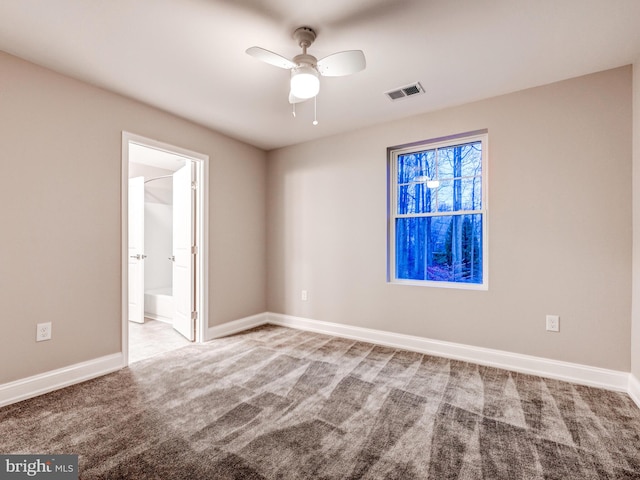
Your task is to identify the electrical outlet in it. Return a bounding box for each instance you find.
[545,315,560,332]
[36,322,52,341]
[301,290,308,301]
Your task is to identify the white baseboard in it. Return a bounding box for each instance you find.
[143,313,172,324]
[206,312,268,341]
[0,353,124,408]
[2,313,635,409]
[629,374,640,408]
[267,312,630,393]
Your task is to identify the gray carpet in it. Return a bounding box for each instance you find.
[1,325,639,479]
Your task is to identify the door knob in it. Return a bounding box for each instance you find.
[129,254,147,260]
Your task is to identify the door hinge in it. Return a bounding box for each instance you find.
[191,245,198,255]
[191,311,198,321]
[191,181,198,190]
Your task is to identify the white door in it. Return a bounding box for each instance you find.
[172,163,195,341]
[128,176,145,324]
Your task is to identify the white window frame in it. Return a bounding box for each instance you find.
[387,130,488,290]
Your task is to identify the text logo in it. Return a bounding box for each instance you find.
[0,455,78,479]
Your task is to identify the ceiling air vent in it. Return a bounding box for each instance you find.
[384,82,425,101]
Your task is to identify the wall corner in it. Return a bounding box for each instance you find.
[632,60,640,380]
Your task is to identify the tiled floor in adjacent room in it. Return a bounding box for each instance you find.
[128,318,191,363]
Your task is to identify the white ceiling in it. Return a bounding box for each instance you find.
[1,0,639,151]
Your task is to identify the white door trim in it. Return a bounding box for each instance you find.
[121,131,209,365]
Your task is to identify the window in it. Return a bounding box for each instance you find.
[388,131,488,289]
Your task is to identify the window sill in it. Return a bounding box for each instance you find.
[388,278,488,291]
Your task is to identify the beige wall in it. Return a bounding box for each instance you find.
[633,61,640,380]
[267,66,632,371]
[0,51,267,383]
[0,48,633,386]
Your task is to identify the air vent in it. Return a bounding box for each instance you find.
[387,90,406,100]
[384,82,425,101]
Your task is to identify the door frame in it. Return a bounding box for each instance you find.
[121,131,209,365]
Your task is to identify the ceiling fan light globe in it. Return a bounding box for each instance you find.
[291,66,320,99]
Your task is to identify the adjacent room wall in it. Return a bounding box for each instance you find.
[129,163,174,293]
[0,51,267,384]
[267,66,632,371]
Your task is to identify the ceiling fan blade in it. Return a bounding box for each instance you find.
[246,46,295,69]
[317,50,366,77]
[289,91,308,104]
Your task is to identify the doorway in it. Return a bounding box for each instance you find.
[121,132,208,365]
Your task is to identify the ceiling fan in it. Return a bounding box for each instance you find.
[246,27,366,106]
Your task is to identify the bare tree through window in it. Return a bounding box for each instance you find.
[391,133,486,286]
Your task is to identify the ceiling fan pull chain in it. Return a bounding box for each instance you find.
[313,95,318,126]
[292,102,296,118]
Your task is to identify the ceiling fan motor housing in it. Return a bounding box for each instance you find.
[293,53,317,67]
[293,27,317,50]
